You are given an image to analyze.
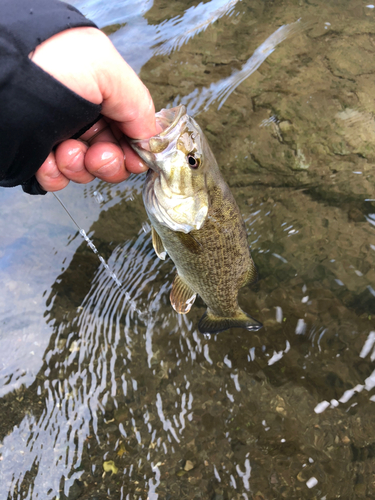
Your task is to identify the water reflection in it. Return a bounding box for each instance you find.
[3,185,375,498]
[110,0,241,73]
[71,0,154,28]
[2,0,375,498]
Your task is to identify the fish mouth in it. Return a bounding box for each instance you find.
[130,105,187,166]
[156,105,186,137]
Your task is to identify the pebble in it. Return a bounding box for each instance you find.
[184,460,194,471]
[306,477,318,488]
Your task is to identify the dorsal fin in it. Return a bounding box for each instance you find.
[152,227,167,260]
[170,274,196,314]
[242,258,258,287]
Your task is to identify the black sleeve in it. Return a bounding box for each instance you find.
[0,0,102,194]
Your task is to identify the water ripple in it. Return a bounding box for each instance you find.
[175,19,313,115]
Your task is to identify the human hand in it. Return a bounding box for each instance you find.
[31,27,158,191]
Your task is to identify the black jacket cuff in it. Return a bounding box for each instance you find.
[0,0,102,192]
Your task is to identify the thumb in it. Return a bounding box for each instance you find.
[94,37,159,139]
[32,27,158,140]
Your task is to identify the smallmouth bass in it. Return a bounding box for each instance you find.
[130,105,262,334]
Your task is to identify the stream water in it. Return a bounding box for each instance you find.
[1,0,375,498]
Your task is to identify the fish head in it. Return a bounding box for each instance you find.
[130,105,213,234]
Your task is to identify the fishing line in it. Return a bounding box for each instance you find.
[52,192,82,232]
[52,192,122,287]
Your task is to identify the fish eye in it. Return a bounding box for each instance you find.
[187,154,200,169]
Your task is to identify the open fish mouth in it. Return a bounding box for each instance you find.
[156,105,186,136]
[130,105,187,164]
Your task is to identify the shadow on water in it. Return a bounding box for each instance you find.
[2,0,375,499]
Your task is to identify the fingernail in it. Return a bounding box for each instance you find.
[97,157,121,175]
[101,151,114,161]
[66,148,85,171]
[49,169,64,179]
[68,147,82,157]
[45,157,63,178]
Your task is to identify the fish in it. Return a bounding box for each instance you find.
[130,104,262,334]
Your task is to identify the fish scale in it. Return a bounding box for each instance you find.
[184,187,248,314]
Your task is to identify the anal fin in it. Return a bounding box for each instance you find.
[152,227,167,260]
[170,274,196,314]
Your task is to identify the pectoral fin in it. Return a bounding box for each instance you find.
[176,232,202,254]
[198,308,262,334]
[170,274,197,314]
[152,227,167,260]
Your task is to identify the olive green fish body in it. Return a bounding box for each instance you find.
[131,105,262,334]
[150,177,255,313]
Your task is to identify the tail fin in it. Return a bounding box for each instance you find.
[198,308,262,335]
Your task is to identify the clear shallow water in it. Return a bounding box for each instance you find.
[1,0,375,498]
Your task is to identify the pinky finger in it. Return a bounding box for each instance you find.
[35,152,70,192]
